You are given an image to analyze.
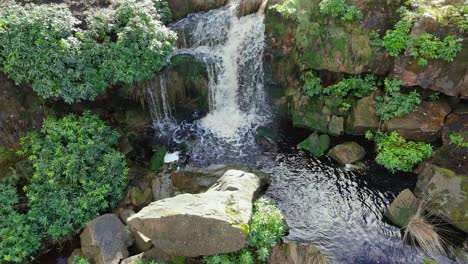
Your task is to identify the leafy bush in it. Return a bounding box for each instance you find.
[270,0,297,19]
[0,184,42,263]
[153,0,173,23]
[366,131,433,173]
[374,78,421,121]
[72,256,91,264]
[0,1,176,103]
[19,112,128,240]
[203,198,285,264]
[449,133,468,148]
[374,8,462,65]
[303,71,376,112]
[319,0,363,21]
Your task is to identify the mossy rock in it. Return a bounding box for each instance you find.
[298,131,330,157]
[384,189,419,228]
[289,94,330,133]
[150,146,167,172]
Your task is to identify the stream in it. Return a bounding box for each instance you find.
[145,1,430,263]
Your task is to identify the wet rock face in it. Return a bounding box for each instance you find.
[384,189,419,228]
[383,100,451,142]
[327,142,366,164]
[238,0,264,17]
[298,131,330,157]
[415,163,468,233]
[168,0,227,19]
[80,214,134,264]
[128,170,261,257]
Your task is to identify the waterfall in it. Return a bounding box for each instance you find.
[145,74,172,122]
[169,0,268,140]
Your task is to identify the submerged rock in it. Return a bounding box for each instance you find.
[128,170,261,256]
[384,189,419,228]
[269,241,333,264]
[80,214,133,264]
[327,142,366,164]
[298,131,330,157]
[415,163,468,233]
[383,101,451,142]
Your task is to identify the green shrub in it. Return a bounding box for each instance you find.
[153,0,173,23]
[319,0,363,21]
[72,256,91,264]
[449,133,468,148]
[0,184,42,263]
[18,112,128,240]
[382,17,414,56]
[366,131,433,173]
[270,0,297,19]
[303,71,376,112]
[374,78,421,121]
[0,1,176,103]
[203,198,285,264]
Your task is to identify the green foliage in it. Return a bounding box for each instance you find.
[72,256,91,264]
[152,0,173,23]
[270,0,297,19]
[428,93,439,101]
[374,8,462,65]
[319,0,363,21]
[0,1,176,103]
[449,133,468,148]
[204,198,285,264]
[0,184,42,263]
[303,71,376,112]
[367,131,433,173]
[150,145,167,171]
[18,112,128,240]
[374,79,421,121]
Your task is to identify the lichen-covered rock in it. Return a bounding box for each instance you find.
[298,132,330,157]
[345,92,380,135]
[171,164,270,193]
[327,142,365,164]
[383,101,451,142]
[269,241,333,264]
[384,189,419,228]
[80,214,134,264]
[391,17,468,98]
[128,170,261,257]
[168,0,227,19]
[415,163,468,233]
[328,116,344,136]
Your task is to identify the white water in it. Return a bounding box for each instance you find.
[149,0,268,141]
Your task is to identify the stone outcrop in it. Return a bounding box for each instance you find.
[128,170,261,257]
[238,0,264,17]
[269,242,333,264]
[298,132,330,157]
[80,214,133,264]
[383,100,451,142]
[384,189,419,228]
[168,0,227,19]
[415,163,468,233]
[327,142,366,164]
[391,17,468,98]
[345,92,380,135]
[290,95,331,133]
[328,116,344,136]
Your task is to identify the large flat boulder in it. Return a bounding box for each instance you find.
[128,170,261,257]
[415,163,468,233]
[80,214,133,264]
[383,101,451,142]
[327,142,365,164]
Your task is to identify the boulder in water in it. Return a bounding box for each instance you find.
[384,189,419,228]
[415,163,468,233]
[128,170,261,256]
[327,142,366,164]
[80,214,133,264]
[298,131,330,157]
